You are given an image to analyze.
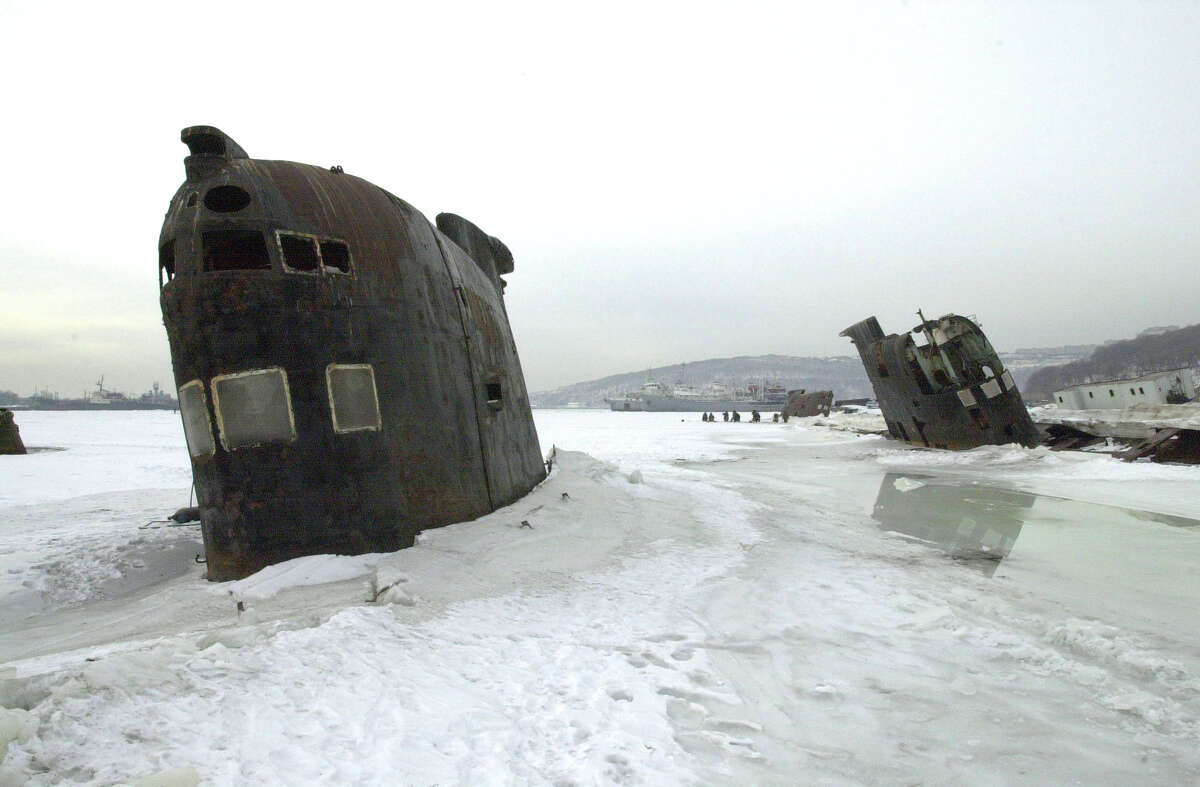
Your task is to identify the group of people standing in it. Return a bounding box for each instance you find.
[702,409,786,423]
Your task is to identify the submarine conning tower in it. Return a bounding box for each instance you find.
[160,126,546,581]
[840,312,1040,450]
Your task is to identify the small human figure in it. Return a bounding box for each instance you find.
[751,410,761,422]
[732,411,741,422]
[782,411,789,423]
[722,411,729,422]
[772,413,780,423]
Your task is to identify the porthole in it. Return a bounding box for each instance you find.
[203,185,251,213]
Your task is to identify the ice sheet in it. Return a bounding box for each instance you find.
[0,410,1197,784]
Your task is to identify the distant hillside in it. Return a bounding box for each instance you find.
[532,343,1096,409]
[997,345,1096,390]
[1026,322,1200,395]
[531,355,873,408]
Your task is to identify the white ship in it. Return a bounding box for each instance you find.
[605,378,789,412]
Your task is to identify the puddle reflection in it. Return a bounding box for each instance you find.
[871,474,1035,576]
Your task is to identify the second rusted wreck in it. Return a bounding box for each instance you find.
[782,389,833,418]
[840,312,1039,450]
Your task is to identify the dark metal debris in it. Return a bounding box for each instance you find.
[782,389,833,418]
[0,409,26,455]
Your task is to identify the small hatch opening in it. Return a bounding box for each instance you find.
[202,230,271,272]
[486,380,502,411]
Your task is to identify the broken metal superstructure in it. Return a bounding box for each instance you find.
[840,312,1039,450]
[159,126,545,581]
[782,389,833,418]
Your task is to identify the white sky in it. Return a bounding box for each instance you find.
[1,0,1197,396]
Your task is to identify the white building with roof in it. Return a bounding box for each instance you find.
[1053,369,1195,410]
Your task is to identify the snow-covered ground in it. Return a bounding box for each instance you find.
[1,409,1198,785]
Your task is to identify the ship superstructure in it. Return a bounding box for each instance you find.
[605,377,790,412]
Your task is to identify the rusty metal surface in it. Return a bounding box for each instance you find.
[159,127,545,580]
[1141,429,1200,464]
[840,313,1039,450]
[0,409,26,455]
[782,389,833,417]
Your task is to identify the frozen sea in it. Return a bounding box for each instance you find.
[1,409,1198,785]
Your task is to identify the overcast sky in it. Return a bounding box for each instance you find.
[1,0,1197,396]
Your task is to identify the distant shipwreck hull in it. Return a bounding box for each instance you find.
[159,126,545,581]
[783,390,833,418]
[841,313,1039,450]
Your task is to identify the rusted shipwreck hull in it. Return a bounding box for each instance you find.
[0,409,26,455]
[159,126,546,581]
[783,389,833,418]
[840,312,1039,450]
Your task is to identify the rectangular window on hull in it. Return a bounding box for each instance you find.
[159,240,176,285]
[212,368,296,450]
[320,239,352,274]
[276,231,353,276]
[327,364,382,433]
[202,230,271,271]
[178,380,215,457]
[278,232,320,273]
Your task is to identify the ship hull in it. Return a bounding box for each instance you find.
[23,401,178,411]
[159,127,545,581]
[610,395,785,412]
[841,315,1039,450]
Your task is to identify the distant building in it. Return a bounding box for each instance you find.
[1053,369,1195,410]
